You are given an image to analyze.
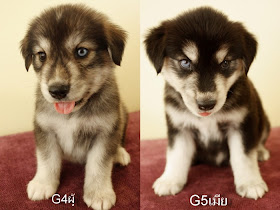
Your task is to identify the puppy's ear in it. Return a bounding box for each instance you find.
[242,26,258,74]
[20,36,33,72]
[106,23,127,66]
[144,23,167,74]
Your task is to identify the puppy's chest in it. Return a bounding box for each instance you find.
[189,119,228,146]
[184,117,231,166]
[55,118,87,162]
[190,119,232,165]
[36,113,97,163]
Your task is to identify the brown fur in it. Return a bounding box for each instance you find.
[20,4,130,209]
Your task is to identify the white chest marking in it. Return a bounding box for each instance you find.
[166,105,248,146]
[36,113,77,155]
[36,111,117,162]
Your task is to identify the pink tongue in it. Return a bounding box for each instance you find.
[54,101,75,114]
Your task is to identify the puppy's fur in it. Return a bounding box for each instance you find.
[145,7,270,200]
[21,4,130,209]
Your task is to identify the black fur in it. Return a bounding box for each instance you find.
[145,6,270,163]
[145,7,257,75]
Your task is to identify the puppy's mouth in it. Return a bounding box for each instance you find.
[54,99,83,114]
[199,112,211,117]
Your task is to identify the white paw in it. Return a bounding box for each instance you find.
[258,147,270,161]
[236,181,268,200]
[83,188,116,210]
[114,147,131,166]
[153,175,185,196]
[27,179,58,200]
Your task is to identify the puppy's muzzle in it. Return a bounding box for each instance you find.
[49,84,70,100]
[197,99,216,111]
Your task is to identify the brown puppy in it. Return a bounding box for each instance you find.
[21,4,130,209]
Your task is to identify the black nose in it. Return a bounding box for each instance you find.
[197,100,216,111]
[49,84,70,100]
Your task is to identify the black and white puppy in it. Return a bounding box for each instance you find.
[21,4,130,210]
[145,7,270,200]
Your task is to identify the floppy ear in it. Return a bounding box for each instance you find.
[144,23,167,74]
[106,23,127,66]
[242,27,258,74]
[20,36,33,72]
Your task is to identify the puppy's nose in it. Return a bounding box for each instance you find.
[49,84,70,100]
[197,100,216,111]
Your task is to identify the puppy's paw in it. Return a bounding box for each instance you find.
[27,179,58,200]
[257,147,270,161]
[236,181,268,200]
[153,175,185,196]
[83,188,116,210]
[114,147,131,166]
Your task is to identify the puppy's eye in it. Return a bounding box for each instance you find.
[179,59,192,70]
[220,60,231,69]
[77,47,88,58]
[38,52,46,62]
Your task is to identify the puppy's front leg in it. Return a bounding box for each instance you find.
[153,131,196,196]
[27,127,62,200]
[83,138,116,210]
[228,130,268,200]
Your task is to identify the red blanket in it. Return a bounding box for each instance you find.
[141,127,280,209]
[0,112,139,210]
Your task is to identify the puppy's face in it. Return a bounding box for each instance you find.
[145,7,257,117]
[21,4,126,114]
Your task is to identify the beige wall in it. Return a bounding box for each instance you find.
[0,0,139,136]
[141,0,280,140]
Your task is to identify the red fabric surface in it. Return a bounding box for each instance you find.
[140,127,280,210]
[0,111,139,210]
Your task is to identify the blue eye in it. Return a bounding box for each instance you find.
[179,59,191,70]
[77,47,88,58]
